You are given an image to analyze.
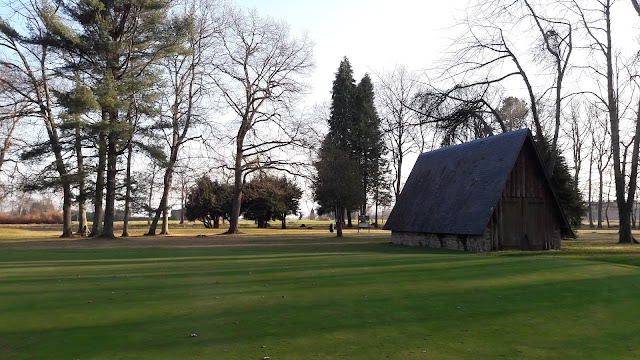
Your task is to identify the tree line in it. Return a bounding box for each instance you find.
[0,0,313,237]
[371,0,640,244]
[3,0,640,242]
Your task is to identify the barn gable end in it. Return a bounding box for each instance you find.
[383,129,572,252]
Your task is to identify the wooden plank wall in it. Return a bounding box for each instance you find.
[495,143,558,250]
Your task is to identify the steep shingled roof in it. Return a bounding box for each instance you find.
[384,129,550,235]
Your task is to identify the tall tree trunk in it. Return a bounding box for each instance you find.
[633,0,640,16]
[147,159,175,235]
[336,206,344,237]
[180,177,185,225]
[395,155,403,199]
[122,140,133,237]
[162,208,169,234]
[598,170,604,229]
[620,207,633,234]
[347,211,353,227]
[75,125,88,235]
[40,63,72,237]
[91,131,106,236]
[588,151,594,228]
[101,119,118,238]
[606,191,611,228]
[50,140,73,238]
[147,161,156,225]
[227,135,245,234]
[0,113,18,173]
[375,200,379,227]
[619,106,640,241]
[75,130,87,236]
[603,1,637,243]
[61,185,73,238]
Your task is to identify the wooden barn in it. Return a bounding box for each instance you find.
[383,129,573,252]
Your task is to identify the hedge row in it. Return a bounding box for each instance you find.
[0,211,63,224]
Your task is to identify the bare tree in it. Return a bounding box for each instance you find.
[0,79,24,173]
[0,79,24,206]
[209,7,313,234]
[375,65,421,199]
[429,0,573,172]
[590,109,611,229]
[524,0,573,169]
[0,2,74,237]
[563,99,590,192]
[587,139,594,228]
[573,0,640,243]
[147,0,219,236]
[632,0,640,16]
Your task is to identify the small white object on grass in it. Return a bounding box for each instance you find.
[190,333,198,337]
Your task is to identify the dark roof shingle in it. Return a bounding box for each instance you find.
[383,129,530,235]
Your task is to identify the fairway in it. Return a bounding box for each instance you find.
[2,230,640,359]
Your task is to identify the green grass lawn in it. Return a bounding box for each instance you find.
[2,231,640,359]
[0,219,340,242]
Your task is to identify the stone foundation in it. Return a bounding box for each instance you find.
[391,231,493,252]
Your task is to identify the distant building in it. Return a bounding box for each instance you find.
[384,129,573,252]
[170,209,183,221]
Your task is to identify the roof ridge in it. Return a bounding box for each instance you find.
[418,128,530,158]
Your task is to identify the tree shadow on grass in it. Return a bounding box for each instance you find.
[4,266,640,360]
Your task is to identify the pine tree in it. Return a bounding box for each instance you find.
[313,140,363,237]
[0,2,76,237]
[537,139,586,229]
[314,58,388,235]
[328,57,357,151]
[46,0,186,237]
[354,74,387,214]
[57,72,99,236]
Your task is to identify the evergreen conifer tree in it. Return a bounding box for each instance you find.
[314,58,389,235]
[327,57,357,150]
[46,0,186,237]
[537,140,586,228]
[354,74,387,214]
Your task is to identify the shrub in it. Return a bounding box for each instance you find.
[0,211,63,224]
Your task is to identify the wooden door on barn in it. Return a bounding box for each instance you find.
[500,198,548,250]
[501,198,523,250]
[523,199,548,250]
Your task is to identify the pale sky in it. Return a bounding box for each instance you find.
[236,0,468,105]
[235,0,640,107]
[5,0,640,214]
[231,0,640,216]
[231,1,469,214]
